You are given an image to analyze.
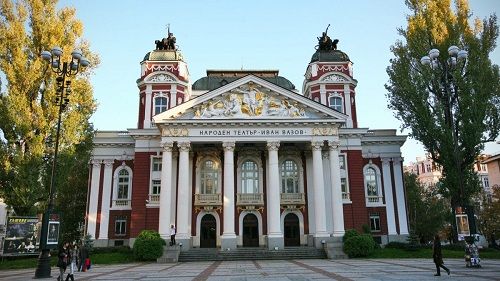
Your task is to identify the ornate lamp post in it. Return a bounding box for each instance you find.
[34,47,89,278]
[420,46,477,239]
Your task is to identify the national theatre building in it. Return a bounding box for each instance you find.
[86,31,409,251]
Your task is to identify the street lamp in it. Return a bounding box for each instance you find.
[34,47,89,279]
[420,46,476,239]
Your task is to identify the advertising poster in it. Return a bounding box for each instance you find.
[3,216,40,255]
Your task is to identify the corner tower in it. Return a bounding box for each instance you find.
[303,32,358,128]
[136,34,190,129]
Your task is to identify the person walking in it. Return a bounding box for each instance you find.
[65,243,77,281]
[57,242,69,281]
[170,224,176,246]
[78,242,89,272]
[433,234,451,276]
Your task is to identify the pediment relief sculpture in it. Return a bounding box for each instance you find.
[193,84,307,119]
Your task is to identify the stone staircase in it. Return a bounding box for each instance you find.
[178,246,327,262]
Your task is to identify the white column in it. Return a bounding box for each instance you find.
[266,141,283,249]
[98,159,114,240]
[171,152,179,224]
[87,159,101,238]
[328,141,345,237]
[159,141,174,239]
[170,85,177,107]
[392,157,409,235]
[144,85,152,128]
[381,158,397,235]
[222,141,237,249]
[176,141,191,240]
[344,85,353,128]
[311,141,329,237]
[320,84,327,105]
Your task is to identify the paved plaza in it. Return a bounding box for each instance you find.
[0,259,498,281]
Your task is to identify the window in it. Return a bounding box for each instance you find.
[241,160,259,193]
[329,96,343,112]
[369,214,381,232]
[152,157,162,171]
[115,216,127,236]
[483,177,489,188]
[339,155,346,170]
[281,160,299,193]
[201,160,218,194]
[341,178,349,199]
[151,179,161,194]
[480,164,487,171]
[117,169,130,199]
[154,96,168,115]
[425,163,431,173]
[365,167,378,197]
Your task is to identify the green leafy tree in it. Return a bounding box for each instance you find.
[405,172,450,243]
[0,0,98,238]
[386,0,500,211]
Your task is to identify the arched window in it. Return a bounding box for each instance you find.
[241,160,259,193]
[154,96,168,115]
[201,160,218,194]
[365,167,379,202]
[329,96,343,112]
[117,169,130,199]
[281,160,299,193]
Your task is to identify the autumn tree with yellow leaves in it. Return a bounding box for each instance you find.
[0,0,99,241]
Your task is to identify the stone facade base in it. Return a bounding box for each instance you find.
[157,245,181,263]
[267,236,284,250]
[325,237,347,259]
[176,237,192,251]
[221,236,237,250]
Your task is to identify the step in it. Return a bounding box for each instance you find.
[178,247,326,262]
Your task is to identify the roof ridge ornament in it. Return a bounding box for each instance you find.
[316,24,339,51]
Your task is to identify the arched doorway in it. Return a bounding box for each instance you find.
[242,213,259,247]
[284,213,300,246]
[200,214,216,248]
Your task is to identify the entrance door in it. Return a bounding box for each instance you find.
[284,213,300,246]
[200,214,216,248]
[242,214,259,247]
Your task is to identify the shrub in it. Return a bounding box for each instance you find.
[343,234,376,258]
[133,230,166,261]
[343,229,359,242]
[385,242,408,249]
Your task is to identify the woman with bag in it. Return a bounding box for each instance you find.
[65,243,77,281]
[57,242,69,281]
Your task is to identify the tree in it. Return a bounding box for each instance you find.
[0,0,98,236]
[405,172,450,243]
[477,186,500,247]
[386,0,500,210]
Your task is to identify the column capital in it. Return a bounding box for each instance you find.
[266,141,280,151]
[90,159,102,167]
[392,157,403,165]
[381,157,392,165]
[103,159,114,167]
[327,140,340,150]
[222,141,236,152]
[177,141,191,152]
[311,141,324,151]
[161,141,174,152]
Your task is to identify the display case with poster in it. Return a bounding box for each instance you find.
[2,216,40,255]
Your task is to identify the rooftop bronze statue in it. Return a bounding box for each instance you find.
[316,24,339,51]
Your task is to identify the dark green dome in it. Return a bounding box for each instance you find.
[310,50,350,63]
[192,74,296,91]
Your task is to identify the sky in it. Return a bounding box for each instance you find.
[53,0,499,164]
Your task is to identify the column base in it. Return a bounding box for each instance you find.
[313,235,331,249]
[176,237,192,251]
[332,230,345,237]
[387,234,408,243]
[267,235,284,250]
[221,235,237,250]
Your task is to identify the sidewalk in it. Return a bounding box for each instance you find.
[0,258,498,280]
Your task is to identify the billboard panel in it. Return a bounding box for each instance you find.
[2,216,40,255]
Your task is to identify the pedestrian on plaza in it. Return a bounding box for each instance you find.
[170,224,176,246]
[65,243,77,281]
[433,234,451,276]
[57,242,69,281]
[78,242,89,272]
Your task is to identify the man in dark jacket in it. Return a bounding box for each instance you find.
[433,235,451,276]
